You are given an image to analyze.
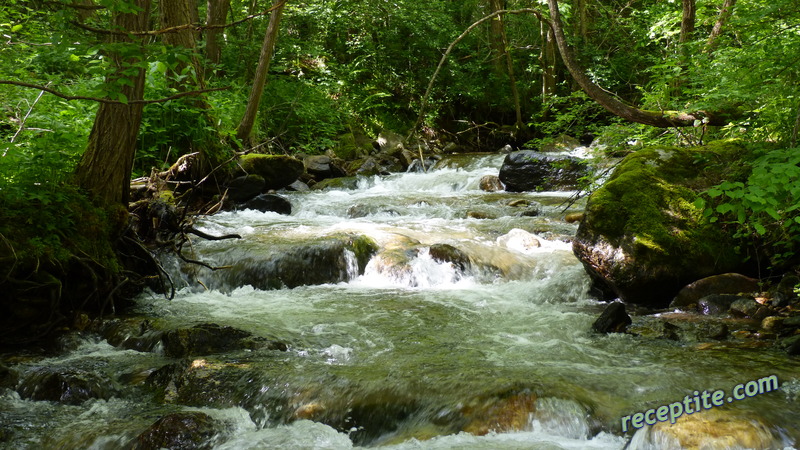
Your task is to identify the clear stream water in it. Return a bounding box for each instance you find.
[2,153,800,449]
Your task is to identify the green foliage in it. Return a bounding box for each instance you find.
[698,145,800,265]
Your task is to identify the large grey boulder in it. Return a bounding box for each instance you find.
[498,150,586,191]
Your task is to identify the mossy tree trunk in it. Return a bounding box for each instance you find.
[74,0,151,206]
[546,0,731,127]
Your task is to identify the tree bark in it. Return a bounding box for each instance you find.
[680,0,696,44]
[74,0,151,206]
[161,0,203,88]
[546,0,729,127]
[236,0,286,145]
[205,0,231,66]
[488,0,524,128]
[706,0,737,53]
[540,21,556,103]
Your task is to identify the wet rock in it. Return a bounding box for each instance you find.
[131,412,218,450]
[407,156,437,173]
[592,302,631,333]
[311,176,360,191]
[515,207,541,217]
[761,316,785,332]
[729,298,772,319]
[634,410,781,449]
[17,368,113,404]
[785,336,800,356]
[506,199,530,207]
[347,204,399,218]
[146,359,266,407]
[226,174,265,202]
[671,273,760,309]
[285,180,310,191]
[573,143,756,307]
[771,274,800,307]
[237,154,304,190]
[498,150,586,192]
[203,235,378,290]
[496,229,541,253]
[428,244,471,271]
[460,387,538,435]
[783,314,800,330]
[304,155,347,180]
[240,193,292,215]
[90,317,164,352]
[0,362,19,390]
[697,294,746,316]
[479,175,504,192]
[466,211,494,220]
[628,319,680,340]
[564,212,584,223]
[348,157,381,176]
[161,323,287,358]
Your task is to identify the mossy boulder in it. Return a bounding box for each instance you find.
[573,140,756,306]
[237,154,304,190]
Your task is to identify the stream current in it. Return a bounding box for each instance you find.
[2,153,800,448]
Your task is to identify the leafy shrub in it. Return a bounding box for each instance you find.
[698,146,800,266]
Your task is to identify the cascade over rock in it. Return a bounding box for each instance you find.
[573,141,756,306]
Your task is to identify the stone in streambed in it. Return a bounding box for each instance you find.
[478,175,504,192]
[633,409,781,449]
[428,244,471,271]
[573,142,756,307]
[240,193,292,215]
[226,174,265,202]
[17,368,113,404]
[130,412,218,450]
[592,302,631,333]
[237,154,305,190]
[161,323,287,358]
[498,150,586,192]
[671,273,760,309]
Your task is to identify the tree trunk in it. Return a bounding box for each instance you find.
[161,0,204,88]
[546,0,729,127]
[205,0,231,67]
[488,0,524,128]
[706,0,737,53]
[540,21,556,103]
[680,0,696,44]
[236,0,286,145]
[574,0,588,40]
[74,0,151,206]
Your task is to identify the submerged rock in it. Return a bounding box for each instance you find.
[17,367,113,404]
[498,150,586,192]
[592,302,631,333]
[459,387,539,436]
[161,323,287,357]
[311,176,360,191]
[632,409,781,449]
[428,243,471,272]
[199,235,378,291]
[131,412,218,450]
[573,141,755,306]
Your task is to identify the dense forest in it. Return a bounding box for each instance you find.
[1,0,799,338]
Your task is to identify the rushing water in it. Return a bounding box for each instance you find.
[2,153,800,449]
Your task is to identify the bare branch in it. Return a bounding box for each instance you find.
[0,80,229,104]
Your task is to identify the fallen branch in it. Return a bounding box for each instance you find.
[187,227,241,241]
[0,80,228,104]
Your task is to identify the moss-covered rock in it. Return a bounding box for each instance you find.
[573,140,756,306]
[311,176,360,191]
[237,154,304,190]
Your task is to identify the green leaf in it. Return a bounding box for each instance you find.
[753,222,767,235]
[11,24,22,32]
